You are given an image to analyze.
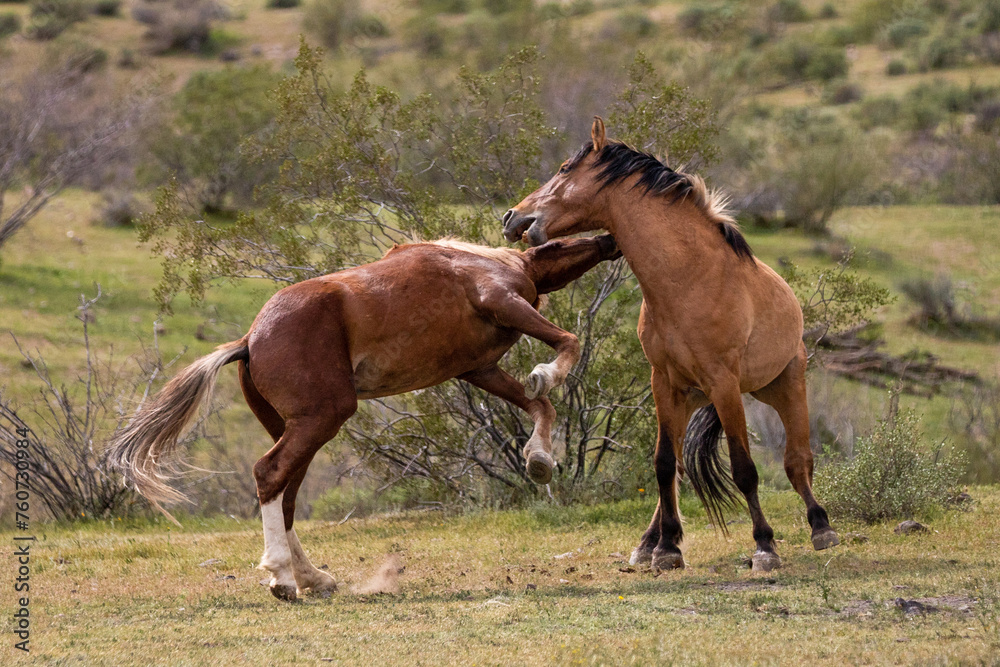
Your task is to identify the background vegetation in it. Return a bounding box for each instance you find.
[0,0,997,525]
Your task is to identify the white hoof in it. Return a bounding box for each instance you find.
[525,364,558,399]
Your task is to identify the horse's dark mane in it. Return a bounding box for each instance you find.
[566,141,754,262]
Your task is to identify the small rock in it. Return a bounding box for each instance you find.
[525,583,537,591]
[198,558,223,567]
[895,520,928,535]
[219,49,241,62]
[559,578,570,584]
[553,551,577,560]
[608,552,625,559]
[618,566,636,574]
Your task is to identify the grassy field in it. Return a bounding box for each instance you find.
[2,488,998,665]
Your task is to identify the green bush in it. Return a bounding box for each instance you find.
[305,0,357,49]
[567,0,595,16]
[885,58,907,75]
[0,12,21,38]
[818,2,837,20]
[481,0,531,16]
[350,13,389,38]
[817,407,965,524]
[880,16,929,49]
[823,81,863,105]
[267,0,301,7]
[851,0,906,42]
[92,0,121,17]
[615,10,656,40]
[46,36,109,74]
[27,13,68,40]
[30,0,91,23]
[417,0,468,13]
[915,32,964,71]
[677,2,741,39]
[760,39,848,83]
[854,95,901,129]
[769,0,809,23]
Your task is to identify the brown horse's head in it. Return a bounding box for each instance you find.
[503,117,612,246]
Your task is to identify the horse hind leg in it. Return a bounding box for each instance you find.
[283,466,337,597]
[255,402,356,602]
[752,346,838,551]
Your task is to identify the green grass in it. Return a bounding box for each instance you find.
[3,488,998,664]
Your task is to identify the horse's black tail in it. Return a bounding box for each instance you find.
[684,405,744,533]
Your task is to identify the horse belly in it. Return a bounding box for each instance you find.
[351,316,519,399]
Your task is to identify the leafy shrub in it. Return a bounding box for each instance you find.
[0,12,21,38]
[305,0,357,49]
[133,0,226,54]
[899,274,958,329]
[30,0,91,23]
[854,95,901,129]
[886,58,907,75]
[823,81,863,105]
[822,25,858,47]
[46,36,109,75]
[818,2,837,20]
[817,407,965,524]
[350,13,389,38]
[481,0,531,15]
[267,0,301,7]
[568,0,595,16]
[880,16,929,49]
[677,2,741,39]
[614,10,656,40]
[407,15,445,56]
[417,0,469,13]
[147,65,281,213]
[979,0,1000,34]
[97,190,145,227]
[851,0,906,42]
[769,0,809,23]
[760,39,848,83]
[27,13,68,39]
[117,47,140,69]
[92,0,122,17]
[915,32,964,71]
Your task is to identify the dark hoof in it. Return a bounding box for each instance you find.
[812,528,840,551]
[629,544,654,566]
[651,548,685,572]
[270,584,298,602]
[525,451,554,485]
[751,551,781,572]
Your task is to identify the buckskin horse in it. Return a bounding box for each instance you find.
[502,118,839,572]
[108,234,621,601]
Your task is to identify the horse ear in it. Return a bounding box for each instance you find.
[591,116,606,152]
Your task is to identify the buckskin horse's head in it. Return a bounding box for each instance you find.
[503,117,612,246]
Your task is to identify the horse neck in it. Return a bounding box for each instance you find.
[604,196,726,308]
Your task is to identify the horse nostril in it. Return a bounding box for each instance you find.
[503,209,515,226]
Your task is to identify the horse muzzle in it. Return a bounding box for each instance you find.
[502,209,536,243]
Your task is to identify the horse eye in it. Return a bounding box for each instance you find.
[558,164,570,174]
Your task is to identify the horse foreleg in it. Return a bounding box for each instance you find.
[711,375,780,572]
[640,368,693,571]
[487,298,580,399]
[752,344,839,551]
[460,365,557,484]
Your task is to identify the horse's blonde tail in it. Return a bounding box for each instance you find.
[106,339,249,524]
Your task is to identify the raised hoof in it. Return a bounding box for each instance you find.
[629,545,654,566]
[525,451,554,485]
[651,549,685,572]
[812,528,840,551]
[269,583,298,602]
[751,551,781,572]
[525,370,547,400]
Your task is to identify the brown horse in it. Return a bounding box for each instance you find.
[108,234,621,601]
[502,118,839,572]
